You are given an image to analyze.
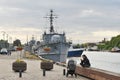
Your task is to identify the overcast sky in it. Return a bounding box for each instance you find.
[0,0,120,44]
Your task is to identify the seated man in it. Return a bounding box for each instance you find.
[80,55,91,67]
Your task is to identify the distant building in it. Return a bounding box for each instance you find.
[0,40,9,49]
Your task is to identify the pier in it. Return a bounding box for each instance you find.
[1,51,120,80]
[0,51,90,80]
[52,56,120,80]
[75,66,120,80]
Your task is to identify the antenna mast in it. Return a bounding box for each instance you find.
[45,9,57,33]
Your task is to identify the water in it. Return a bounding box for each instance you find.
[67,51,120,74]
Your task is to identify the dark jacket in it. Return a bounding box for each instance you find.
[80,58,91,67]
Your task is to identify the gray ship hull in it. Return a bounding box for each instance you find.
[38,42,70,62]
[39,53,66,62]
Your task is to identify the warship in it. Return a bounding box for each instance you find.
[37,10,71,62]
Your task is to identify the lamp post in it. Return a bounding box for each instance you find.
[6,34,8,42]
[9,37,12,44]
[1,31,6,40]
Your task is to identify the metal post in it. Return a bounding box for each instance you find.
[63,69,66,76]
[19,70,22,78]
[43,69,46,76]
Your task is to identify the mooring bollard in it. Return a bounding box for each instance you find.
[43,69,46,76]
[63,69,66,76]
[19,70,22,78]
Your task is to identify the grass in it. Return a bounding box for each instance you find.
[24,51,40,60]
[24,51,54,63]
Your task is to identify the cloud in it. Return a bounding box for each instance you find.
[0,0,120,44]
[0,26,42,43]
[80,9,103,17]
[92,30,120,37]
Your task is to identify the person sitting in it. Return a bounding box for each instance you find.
[80,54,91,67]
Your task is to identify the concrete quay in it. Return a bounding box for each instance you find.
[0,52,90,80]
[75,66,120,80]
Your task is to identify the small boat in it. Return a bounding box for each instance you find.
[110,47,120,53]
[110,50,120,53]
[67,48,84,57]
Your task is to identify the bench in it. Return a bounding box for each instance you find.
[75,66,120,80]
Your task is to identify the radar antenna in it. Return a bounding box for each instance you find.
[45,9,57,33]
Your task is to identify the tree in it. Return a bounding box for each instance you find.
[13,39,21,46]
[98,35,120,50]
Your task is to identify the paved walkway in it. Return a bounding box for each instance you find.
[0,51,90,80]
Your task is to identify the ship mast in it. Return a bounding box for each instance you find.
[46,10,57,33]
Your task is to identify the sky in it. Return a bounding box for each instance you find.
[0,0,120,44]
